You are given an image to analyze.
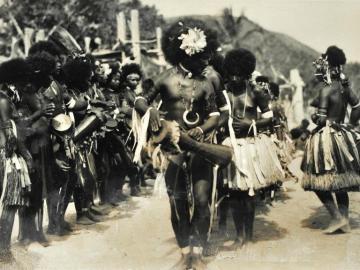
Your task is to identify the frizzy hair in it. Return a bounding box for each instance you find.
[161,18,219,66]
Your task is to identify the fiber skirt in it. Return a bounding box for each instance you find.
[1,155,31,207]
[301,123,360,191]
[222,134,285,191]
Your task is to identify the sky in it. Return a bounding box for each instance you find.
[142,0,360,62]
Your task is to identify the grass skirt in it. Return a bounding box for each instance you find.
[1,154,31,207]
[301,123,360,191]
[222,134,285,192]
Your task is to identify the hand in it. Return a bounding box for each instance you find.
[55,158,71,172]
[188,127,204,141]
[149,108,162,132]
[42,103,55,117]
[232,118,252,133]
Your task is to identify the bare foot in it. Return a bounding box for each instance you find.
[324,218,347,234]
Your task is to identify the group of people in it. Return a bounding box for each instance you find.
[132,19,360,269]
[0,27,152,262]
[1,17,360,270]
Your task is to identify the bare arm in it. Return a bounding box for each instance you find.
[134,78,162,131]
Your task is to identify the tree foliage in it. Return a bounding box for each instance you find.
[0,0,165,55]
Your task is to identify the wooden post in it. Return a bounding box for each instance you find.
[35,29,46,42]
[290,69,305,128]
[84,36,91,53]
[117,11,126,61]
[130,9,141,64]
[24,27,34,56]
[156,27,165,71]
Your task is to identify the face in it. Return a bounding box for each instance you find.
[254,81,269,93]
[126,73,141,89]
[181,56,209,75]
[109,72,121,91]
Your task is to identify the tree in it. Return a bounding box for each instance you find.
[0,0,165,55]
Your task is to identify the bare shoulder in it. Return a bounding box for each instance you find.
[203,66,221,85]
[154,67,175,88]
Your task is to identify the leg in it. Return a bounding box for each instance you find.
[0,206,18,257]
[314,191,346,233]
[46,189,60,234]
[217,171,229,234]
[335,191,350,232]
[335,191,349,218]
[229,191,245,243]
[165,160,191,249]
[314,191,338,218]
[243,193,256,242]
[191,155,215,258]
[165,160,192,269]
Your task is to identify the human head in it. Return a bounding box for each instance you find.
[313,45,346,83]
[301,119,310,129]
[0,58,31,90]
[254,75,270,93]
[223,48,256,93]
[162,18,219,76]
[28,41,63,75]
[63,57,93,92]
[26,51,57,89]
[120,63,142,90]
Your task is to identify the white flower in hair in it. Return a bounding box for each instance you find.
[178,27,207,56]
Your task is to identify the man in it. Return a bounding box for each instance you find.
[134,19,221,268]
[57,56,101,227]
[102,65,143,198]
[220,49,284,247]
[301,46,360,233]
[0,59,33,262]
[16,51,57,246]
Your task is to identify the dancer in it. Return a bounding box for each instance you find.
[0,59,33,261]
[220,49,284,247]
[17,51,57,246]
[301,46,360,233]
[134,19,221,268]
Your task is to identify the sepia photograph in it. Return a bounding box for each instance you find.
[0,0,360,269]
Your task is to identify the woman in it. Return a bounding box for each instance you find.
[221,48,284,247]
[301,46,360,234]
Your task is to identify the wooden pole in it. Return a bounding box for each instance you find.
[130,9,141,64]
[84,36,91,53]
[35,29,46,42]
[290,69,305,129]
[24,27,34,56]
[156,27,165,71]
[117,11,126,61]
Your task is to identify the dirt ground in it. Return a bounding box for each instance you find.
[3,179,360,270]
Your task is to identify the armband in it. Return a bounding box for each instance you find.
[219,105,229,112]
[209,112,220,117]
[261,111,273,119]
[66,98,76,109]
[317,107,327,116]
[134,96,147,105]
[196,126,204,134]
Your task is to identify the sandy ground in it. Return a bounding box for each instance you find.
[2,179,360,270]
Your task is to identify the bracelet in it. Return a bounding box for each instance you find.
[196,126,204,134]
